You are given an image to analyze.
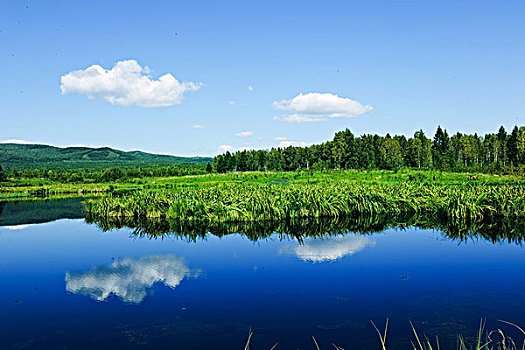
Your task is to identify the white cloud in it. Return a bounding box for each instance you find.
[228,100,236,105]
[281,236,375,262]
[281,114,326,123]
[1,225,29,230]
[273,92,373,123]
[248,86,254,91]
[236,131,253,138]
[1,139,34,144]
[272,137,309,148]
[0,140,109,148]
[278,140,309,148]
[192,124,204,129]
[65,255,200,304]
[217,144,261,154]
[60,60,202,107]
[67,144,90,148]
[218,144,234,153]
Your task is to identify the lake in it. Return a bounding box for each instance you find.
[1,198,525,349]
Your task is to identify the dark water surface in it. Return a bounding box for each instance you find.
[1,199,525,349]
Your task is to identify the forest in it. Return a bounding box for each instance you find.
[0,143,211,170]
[1,125,523,185]
[0,163,210,184]
[214,125,523,173]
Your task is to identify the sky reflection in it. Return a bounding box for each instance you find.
[281,235,375,262]
[65,254,200,303]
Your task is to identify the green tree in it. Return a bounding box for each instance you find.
[379,137,402,169]
[357,135,377,169]
[255,150,267,171]
[409,130,432,168]
[0,164,7,182]
[516,127,525,164]
[210,125,525,174]
[482,134,500,166]
[432,126,450,169]
[331,129,357,169]
[206,162,213,173]
[507,126,519,165]
[497,126,508,166]
[101,167,124,182]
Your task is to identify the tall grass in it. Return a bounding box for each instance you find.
[243,319,525,350]
[84,181,525,227]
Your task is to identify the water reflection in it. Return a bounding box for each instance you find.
[0,197,86,226]
[65,255,200,303]
[282,236,375,262]
[2,201,525,350]
[86,214,525,245]
[3,197,525,245]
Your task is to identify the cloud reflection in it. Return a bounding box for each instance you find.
[284,236,375,262]
[65,255,199,303]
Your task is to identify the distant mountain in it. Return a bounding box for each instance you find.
[0,143,212,169]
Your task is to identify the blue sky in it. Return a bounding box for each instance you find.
[1,0,524,156]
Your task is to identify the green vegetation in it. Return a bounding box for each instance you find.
[87,181,524,222]
[0,168,463,200]
[84,170,525,234]
[0,164,210,199]
[214,125,525,174]
[2,126,525,200]
[391,319,525,350]
[0,143,211,170]
[0,164,7,182]
[243,319,525,350]
[3,130,525,350]
[3,163,208,183]
[3,126,525,236]
[0,143,211,198]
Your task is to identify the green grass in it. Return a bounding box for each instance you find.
[244,319,525,350]
[2,169,521,200]
[79,169,525,243]
[0,180,114,200]
[4,170,525,228]
[84,178,525,226]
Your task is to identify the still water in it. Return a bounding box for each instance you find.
[1,199,525,349]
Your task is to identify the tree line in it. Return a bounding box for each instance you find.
[213,125,525,173]
[0,163,211,183]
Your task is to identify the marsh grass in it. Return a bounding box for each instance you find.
[243,320,525,350]
[84,180,525,231]
[84,187,525,245]
[2,169,521,200]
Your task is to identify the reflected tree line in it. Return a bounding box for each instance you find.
[85,213,525,245]
[0,197,86,226]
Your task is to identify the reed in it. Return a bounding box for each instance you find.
[84,181,525,227]
[242,319,525,350]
